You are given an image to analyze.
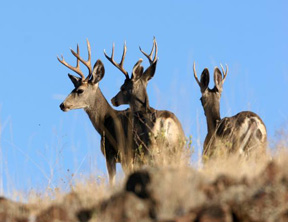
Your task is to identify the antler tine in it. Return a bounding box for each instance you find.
[70,39,92,81]
[57,45,86,80]
[220,64,228,84]
[153,37,158,63]
[120,42,127,68]
[85,39,92,80]
[139,37,158,64]
[104,42,129,78]
[193,62,201,87]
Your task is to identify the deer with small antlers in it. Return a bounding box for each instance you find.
[105,38,186,164]
[58,40,136,185]
[193,63,267,159]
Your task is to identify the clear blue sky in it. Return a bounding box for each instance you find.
[1,1,287,197]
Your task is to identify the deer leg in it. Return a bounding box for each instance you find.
[106,156,116,185]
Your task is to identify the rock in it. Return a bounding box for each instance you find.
[260,161,282,184]
[35,205,76,222]
[126,170,151,199]
[77,209,93,222]
[0,197,29,222]
[196,205,232,222]
[202,174,248,200]
[99,191,155,222]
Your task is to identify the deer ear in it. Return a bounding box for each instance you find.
[214,67,223,92]
[142,60,157,82]
[68,74,81,87]
[200,68,210,92]
[132,59,144,81]
[90,59,105,84]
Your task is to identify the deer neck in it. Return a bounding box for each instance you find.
[204,103,221,137]
[84,87,115,134]
[130,91,150,113]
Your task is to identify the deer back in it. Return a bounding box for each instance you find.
[205,111,267,157]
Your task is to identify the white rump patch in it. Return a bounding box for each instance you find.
[152,117,182,146]
[238,116,267,154]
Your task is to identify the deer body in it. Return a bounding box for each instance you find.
[106,39,185,163]
[193,64,267,159]
[204,110,267,157]
[149,110,185,154]
[125,107,185,161]
[58,40,135,185]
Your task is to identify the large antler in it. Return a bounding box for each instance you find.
[57,39,92,82]
[71,39,92,81]
[220,64,228,84]
[104,43,129,79]
[193,62,201,87]
[139,37,158,64]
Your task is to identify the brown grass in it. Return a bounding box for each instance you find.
[1,135,288,221]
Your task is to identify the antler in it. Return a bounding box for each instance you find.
[139,37,158,64]
[104,42,129,79]
[193,62,201,87]
[71,39,92,81]
[58,45,85,80]
[57,39,92,82]
[220,64,228,84]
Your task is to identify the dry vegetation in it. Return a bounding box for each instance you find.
[1,136,288,222]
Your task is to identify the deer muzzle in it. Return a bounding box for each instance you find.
[111,97,119,107]
[60,102,70,112]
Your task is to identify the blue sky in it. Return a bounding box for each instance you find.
[0,1,288,197]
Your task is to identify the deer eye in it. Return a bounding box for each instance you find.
[77,89,84,94]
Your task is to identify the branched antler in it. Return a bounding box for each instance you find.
[58,39,92,82]
[104,42,129,79]
[139,37,158,64]
[71,39,92,81]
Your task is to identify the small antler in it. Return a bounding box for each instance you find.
[139,37,158,64]
[104,42,129,79]
[193,62,201,87]
[57,39,92,82]
[220,64,228,84]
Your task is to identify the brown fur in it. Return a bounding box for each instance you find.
[193,64,267,159]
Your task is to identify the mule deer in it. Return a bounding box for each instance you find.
[105,39,186,163]
[58,40,135,185]
[193,63,267,159]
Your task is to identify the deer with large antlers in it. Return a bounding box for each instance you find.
[193,63,267,159]
[105,39,186,164]
[58,40,136,185]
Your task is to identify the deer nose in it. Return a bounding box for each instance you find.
[111,97,119,107]
[60,103,66,111]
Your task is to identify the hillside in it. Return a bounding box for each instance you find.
[1,147,288,222]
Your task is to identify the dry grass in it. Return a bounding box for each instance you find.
[1,133,288,221]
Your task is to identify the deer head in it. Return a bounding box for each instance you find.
[58,40,105,112]
[193,62,228,119]
[106,38,158,111]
